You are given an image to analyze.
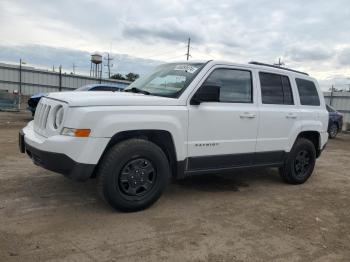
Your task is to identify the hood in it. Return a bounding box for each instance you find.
[46,91,180,107]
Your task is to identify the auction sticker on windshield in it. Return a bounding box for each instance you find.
[174,65,198,74]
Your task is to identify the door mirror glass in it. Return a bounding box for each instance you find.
[191,84,220,105]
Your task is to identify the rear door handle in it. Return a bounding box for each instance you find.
[240,112,256,119]
[286,113,297,119]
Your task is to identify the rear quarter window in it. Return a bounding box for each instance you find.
[296,78,320,106]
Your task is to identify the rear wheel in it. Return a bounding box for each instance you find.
[279,138,316,184]
[328,123,338,139]
[97,139,170,212]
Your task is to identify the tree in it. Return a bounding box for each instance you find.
[125,73,139,82]
[110,73,125,80]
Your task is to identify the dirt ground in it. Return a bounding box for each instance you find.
[0,111,349,262]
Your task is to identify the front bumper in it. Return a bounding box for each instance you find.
[19,121,109,181]
[25,142,95,181]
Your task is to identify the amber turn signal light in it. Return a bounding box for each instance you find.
[74,129,91,137]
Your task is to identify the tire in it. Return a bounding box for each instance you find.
[279,138,316,184]
[97,139,170,212]
[328,123,338,139]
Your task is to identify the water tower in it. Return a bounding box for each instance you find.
[90,53,102,78]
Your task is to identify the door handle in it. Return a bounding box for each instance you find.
[286,114,297,119]
[240,113,256,119]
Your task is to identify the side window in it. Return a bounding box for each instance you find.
[296,78,320,106]
[259,72,294,105]
[202,68,252,103]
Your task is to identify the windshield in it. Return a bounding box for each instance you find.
[124,63,205,98]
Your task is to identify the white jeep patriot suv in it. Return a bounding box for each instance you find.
[19,61,328,211]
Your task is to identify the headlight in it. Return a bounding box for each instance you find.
[53,105,64,129]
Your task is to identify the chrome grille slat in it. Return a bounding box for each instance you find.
[42,105,51,129]
[39,104,47,129]
[34,103,43,129]
[38,105,44,129]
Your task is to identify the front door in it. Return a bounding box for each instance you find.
[187,66,259,171]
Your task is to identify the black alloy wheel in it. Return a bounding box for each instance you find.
[294,150,311,178]
[119,158,156,198]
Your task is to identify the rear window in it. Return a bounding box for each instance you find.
[259,72,294,105]
[296,79,320,106]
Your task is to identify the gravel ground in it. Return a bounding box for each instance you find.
[0,111,349,262]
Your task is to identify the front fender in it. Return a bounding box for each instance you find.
[64,106,188,161]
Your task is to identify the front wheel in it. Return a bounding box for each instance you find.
[279,138,316,184]
[97,139,170,212]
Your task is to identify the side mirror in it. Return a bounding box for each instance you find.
[190,84,220,105]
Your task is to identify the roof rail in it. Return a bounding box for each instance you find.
[248,61,309,76]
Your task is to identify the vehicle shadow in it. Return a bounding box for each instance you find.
[170,167,282,193]
[14,168,282,214]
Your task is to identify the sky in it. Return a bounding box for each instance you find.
[1,0,350,90]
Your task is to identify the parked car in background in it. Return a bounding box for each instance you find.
[27,93,46,116]
[27,83,126,116]
[326,104,343,138]
[74,83,126,92]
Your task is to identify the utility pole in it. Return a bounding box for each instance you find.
[18,58,23,110]
[72,63,77,74]
[274,57,285,67]
[330,85,334,106]
[104,53,113,78]
[19,59,22,95]
[59,65,62,92]
[186,38,191,61]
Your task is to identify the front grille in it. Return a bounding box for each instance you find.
[34,102,51,132]
[33,97,66,137]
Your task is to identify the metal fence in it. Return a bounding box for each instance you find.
[324,91,350,130]
[0,90,19,111]
[0,62,130,96]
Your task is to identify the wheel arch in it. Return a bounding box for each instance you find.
[296,131,321,158]
[97,129,181,178]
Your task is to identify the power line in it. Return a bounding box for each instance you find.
[139,46,185,60]
[165,54,186,60]
[130,38,192,61]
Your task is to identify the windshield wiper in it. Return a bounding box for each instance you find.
[124,87,150,95]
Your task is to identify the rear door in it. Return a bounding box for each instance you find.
[255,71,300,163]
